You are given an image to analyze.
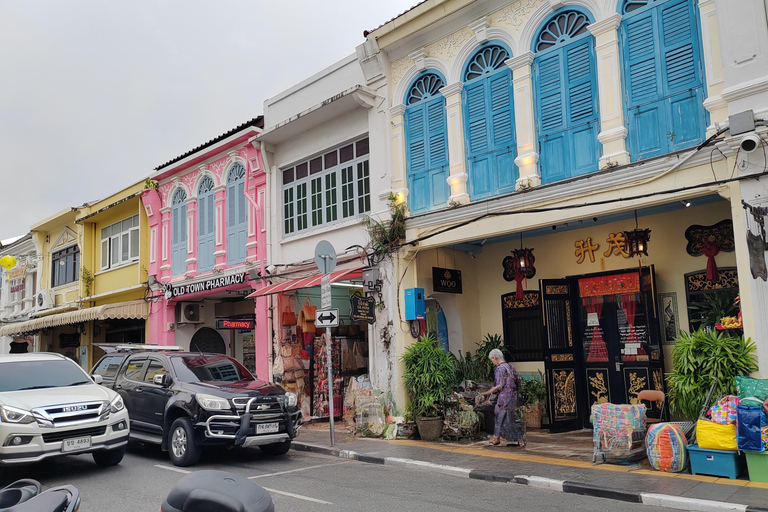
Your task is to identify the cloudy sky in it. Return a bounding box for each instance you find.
[0,0,416,242]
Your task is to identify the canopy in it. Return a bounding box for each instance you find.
[246,267,363,298]
[0,300,148,336]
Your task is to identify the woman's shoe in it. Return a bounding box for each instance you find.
[490,437,501,446]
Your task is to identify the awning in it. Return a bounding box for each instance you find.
[0,300,149,337]
[246,267,363,299]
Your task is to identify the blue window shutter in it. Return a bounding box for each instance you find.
[536,53,564,134]
[236,180,247,262]
[197,188,215,273]
[172,203,187,276]
[426,98,449,208]
[565,41,595,124]
[406,105,428,213]
[465,82,489,155]
[489,73,513,146]
[660,1,697,92]
[406,91,449,214]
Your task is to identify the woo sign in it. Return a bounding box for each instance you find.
[432,267,462,294]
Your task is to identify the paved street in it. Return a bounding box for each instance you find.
[0,442,681,512]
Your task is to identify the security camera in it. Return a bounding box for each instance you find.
[740,133,762,153]
[265,264,276,275]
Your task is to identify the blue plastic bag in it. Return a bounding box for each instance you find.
[737,404,766,452]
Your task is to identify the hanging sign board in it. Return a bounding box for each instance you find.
[432,267,463,294]
[350,294,376,324]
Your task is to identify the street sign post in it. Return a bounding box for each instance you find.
[315,308,340,328]
[315,241,337,446]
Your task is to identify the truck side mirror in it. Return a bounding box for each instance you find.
[92,374,104,385]
[153,374,169,387]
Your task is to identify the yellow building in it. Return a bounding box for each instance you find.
[0,182,149,369]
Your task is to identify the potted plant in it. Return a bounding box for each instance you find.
[667,328,757,421]
[401,334,456,441]
[519,371,547,429]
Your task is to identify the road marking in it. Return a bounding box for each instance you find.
[248,462,347,479]
[262,487,332,504]
[155,464,192,474]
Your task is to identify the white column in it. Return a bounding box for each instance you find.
[506,52,540,190]
[588,14,630,167]
[389,104,409,204]
[440,82,470,204]
[698,0,727,131]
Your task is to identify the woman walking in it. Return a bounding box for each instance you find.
[478,349,524,446]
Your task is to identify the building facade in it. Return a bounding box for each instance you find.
[0,234,39,354]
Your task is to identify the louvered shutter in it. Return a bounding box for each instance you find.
[197,190,215,272]
[536,53,564,136]
[489,71,516,191]
[406,105,428,213]
[565,40,595,126]
[235,180,247,262]
[660,0,697,94]
[426,98,449,207]
[465,82,489,155]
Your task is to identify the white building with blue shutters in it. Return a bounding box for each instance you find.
[358,0,768,430]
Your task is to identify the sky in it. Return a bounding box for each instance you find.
[0,0,417,243]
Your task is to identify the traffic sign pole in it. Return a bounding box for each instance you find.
[321,273,335,446]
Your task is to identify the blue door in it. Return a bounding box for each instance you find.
[170,188,187,277]
[196,176,215,272]
[226,164,247,266]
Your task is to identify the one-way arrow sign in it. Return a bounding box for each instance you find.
[314,308,339,328]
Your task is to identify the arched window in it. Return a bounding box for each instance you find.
[196,176,215,272]
[461,44,516,199]
[405,72,450,213]
[533,9,600,183]
[226,163,247,266]
[171,188,187,277]
[620,0,705,161]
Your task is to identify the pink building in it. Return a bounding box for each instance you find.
[141,118,270,379]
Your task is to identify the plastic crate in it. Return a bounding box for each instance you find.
[687,444,745,479]
[745,451,768,482]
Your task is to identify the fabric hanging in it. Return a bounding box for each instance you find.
[620,294,645,362]
[585,300,608,362]
[701,241,721,282]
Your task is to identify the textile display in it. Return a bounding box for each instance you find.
[736,376,768,407]
[737,405,767,452]
[578,273,640,298]
[696,419,737,451]
[437,309,449,351]
[645,423,688,472]
[590,403,647,464]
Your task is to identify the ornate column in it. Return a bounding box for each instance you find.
[698,0,727,131]
[440,82,470,204]
[159,206,171,282]
[213,185,227,270]
[506,52,539,190]
[588,14,630,167]
[184,197,197,276]
[388,104,409,204]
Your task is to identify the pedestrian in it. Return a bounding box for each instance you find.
[477,348,523,446]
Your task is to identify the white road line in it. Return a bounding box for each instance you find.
[248,462,347,479]
[262,487,333,505]
[154,464,192,474]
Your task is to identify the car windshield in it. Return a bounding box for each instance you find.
[0,359,92,392]
[91,355,127,379]
[171,355,255,383]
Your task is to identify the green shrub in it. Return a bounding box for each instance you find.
[402,334,457,418]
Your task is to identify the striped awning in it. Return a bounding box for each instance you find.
[246,267,364,298]
[0,300,148,337]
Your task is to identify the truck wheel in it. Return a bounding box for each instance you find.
[168,417,201,467]
[259,440,291,456]
[92,445,126,466]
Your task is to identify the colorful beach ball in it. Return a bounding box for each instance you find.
[646,423,688,472]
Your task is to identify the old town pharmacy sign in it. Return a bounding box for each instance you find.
[432,267,462,294]
[165,272,248,299]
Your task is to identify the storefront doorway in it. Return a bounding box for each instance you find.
[516,266,665,432]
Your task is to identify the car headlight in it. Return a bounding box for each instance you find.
[284,392,297,408]
[110,395,125,413]
[195,394,231,411]
[0,405,36,424]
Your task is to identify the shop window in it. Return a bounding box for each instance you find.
[462,44,517,199]
[533,8,600,183]
[226,164,248,266]
[197,176,216,272]
[100,214,140,271]
[171,188,188,277]
[620,0,705,161]
[405,72,450,213]
[501,291,544,361]
[282,136,371,236]
[684,267,739,332]
[51,245,80,287]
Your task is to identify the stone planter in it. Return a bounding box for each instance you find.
[415,416,444,441]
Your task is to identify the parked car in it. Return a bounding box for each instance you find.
[90,344,182,388]
[108,351,300,466]
[0,352,129,467]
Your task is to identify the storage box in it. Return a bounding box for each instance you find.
[745,450,768,482]
[687,444,745,479]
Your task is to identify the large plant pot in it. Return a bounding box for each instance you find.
[522,404,542,429]
[415,416,444,441]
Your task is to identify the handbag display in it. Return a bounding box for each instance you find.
[302,297,317,321]
[353,342,365,369]
[281,306,297,326]
[280,344,292,358]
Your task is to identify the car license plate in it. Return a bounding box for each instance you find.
[62,436,92,453]
[256,422,279,434]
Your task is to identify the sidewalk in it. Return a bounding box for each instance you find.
[293,423,768,512]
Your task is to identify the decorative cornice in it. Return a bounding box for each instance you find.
[408,48,428,71]
[597,126,628,144]
[352,88,378,109]
[390,104,407,117]
[469,17,490,43]
[703,95,727,112]
[587,14,622,37]
[506,52,535,71]
[721,75,768,103]
[439,82,464,97]
[446,172,469,186]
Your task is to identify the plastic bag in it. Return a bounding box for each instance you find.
[697,418,737,451]
[737,405,766,452]
[708,395,740,424]
[736,376,768,407]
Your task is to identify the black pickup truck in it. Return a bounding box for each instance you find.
[108,351,300,466]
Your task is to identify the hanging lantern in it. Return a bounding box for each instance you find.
[503,233,536,299]
[624,211,651,258]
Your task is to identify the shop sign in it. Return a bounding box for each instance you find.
[9,281,23,293]
[574,233,631,264]
[432,267,462,294]
[164,272,248,299]
[6,263,26,282]
[216,319,255,330]
[350,294,376,324]
[58,332,80,349]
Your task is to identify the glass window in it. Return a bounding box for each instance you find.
[51,245,80,287]
[0,359,91,392]
[92,355,126,379]
[101,214,140,271]
[144,361,167,383]
[123,358,147,381]
[171,354,254,383]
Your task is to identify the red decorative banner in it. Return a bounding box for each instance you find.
[578,272,639,298]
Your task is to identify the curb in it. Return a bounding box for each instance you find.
[292,442,758,511]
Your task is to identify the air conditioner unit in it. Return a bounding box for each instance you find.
[36,290,54,310]
[177,302,203,324]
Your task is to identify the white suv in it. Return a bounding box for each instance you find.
[0,352,130,467]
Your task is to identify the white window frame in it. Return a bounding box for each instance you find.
[100,214,140,271]
[281,136,370,237]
